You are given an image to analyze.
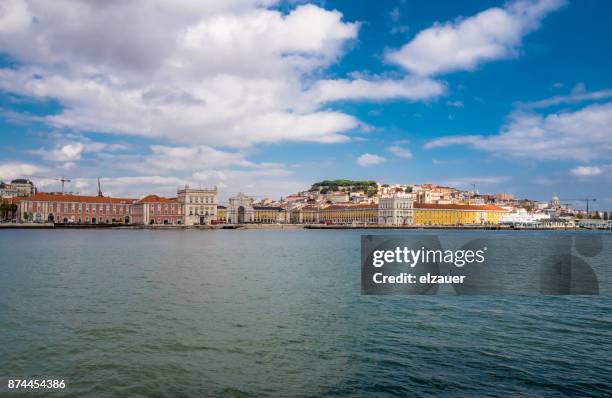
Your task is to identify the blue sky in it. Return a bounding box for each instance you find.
[0,0,611,208]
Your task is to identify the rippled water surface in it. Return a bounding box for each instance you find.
[1,229,611,397]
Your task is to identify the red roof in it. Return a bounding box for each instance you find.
[22,192,136,204]
[415,203,506,211]
[137,195,178,204]
[323,203,377,210]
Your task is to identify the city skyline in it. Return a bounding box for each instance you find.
[1,0,611,208]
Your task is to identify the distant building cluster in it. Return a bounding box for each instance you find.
[0,179,36,198]
[3,179,611,228]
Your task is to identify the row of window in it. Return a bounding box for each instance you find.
[187,196,215,204]
[29,202,129,214]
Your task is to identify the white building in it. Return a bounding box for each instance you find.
[378,194,414,226]
[500,208,550,225]
[226,192,255,224]
[177,185,218,225]
[326,192,349,203]
[0,179,36,198]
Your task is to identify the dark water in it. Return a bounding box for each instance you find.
[0,229,611,397]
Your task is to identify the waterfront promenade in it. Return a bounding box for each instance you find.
[1,222,606,230]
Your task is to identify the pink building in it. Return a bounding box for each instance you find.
[131,195,183,225]
[19,193,136,224]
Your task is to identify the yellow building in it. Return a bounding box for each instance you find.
[253,206,285,223]
[320,203,378,224]
[301,205,320,224]
[413,203,507,225]
[216,205,227,223]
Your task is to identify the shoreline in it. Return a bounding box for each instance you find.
[1,223,609,231]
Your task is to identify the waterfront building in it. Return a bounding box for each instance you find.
[216,205,227,223]
[319,203,378,225]
[178,185,217,225]
[253,206,284,223]
[300,204,320,224]
[540,216,575,229]
[18,193,135,224]
[577,219,612,229]
[413,203,507,225]
[378,195,414,226]
[500,209,550,226]
[226,192,255,223]
[131,195,183,225]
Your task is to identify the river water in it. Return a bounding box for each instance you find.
[1,229,610,397]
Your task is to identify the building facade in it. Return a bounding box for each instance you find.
[226,193,255,223]
[19,193,135,224]
[378,195,414,226]
[131,195,183,225]
[177,186,218,225]
[319,203,378,225]
[413,203,507,225]
[215,205,227,223]
[253,206,285,223]
[0,179,36,198]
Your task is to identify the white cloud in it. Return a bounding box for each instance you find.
[139,145,283,172]
[519,88,612,109]
[310,76,445,103]
[442,176,510,188]
[357,153,386,166]
[386,0,565,76]
[0,162,45,180]
[570,165,612,177]
[147,145,253,171]
[425,102,612,161]
[0,1,376,146]
[388,145,413,159]
[48,143,84,161]
[447,100,464,107]
[64,170,303,201]
[0,1,447,148]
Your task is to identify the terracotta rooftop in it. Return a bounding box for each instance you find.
[137,195,178,204]
[23,192,136,204]
[253,206,283,210]
[415,203,506,211]
[323,203,377,210]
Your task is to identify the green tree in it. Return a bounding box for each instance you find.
[405,186,413,193]
[0,203,7,220]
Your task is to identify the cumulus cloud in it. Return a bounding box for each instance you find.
[388,145,413,159]
[139,145,279,172]
[0,162,45,180]
[357,153,386,166]
[425,102,612,161]
[0,0,447,148]
[570,165,612,177]
[34,143,84,162]
[386,0,565,76]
